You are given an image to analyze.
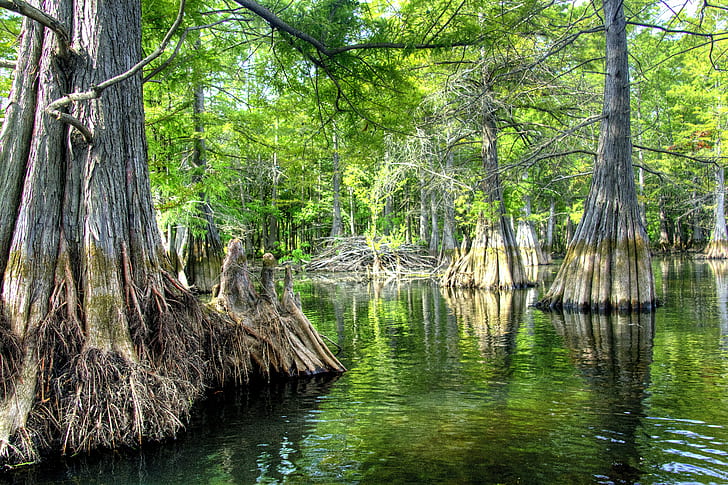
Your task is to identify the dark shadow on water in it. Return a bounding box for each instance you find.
[2,375,340,485]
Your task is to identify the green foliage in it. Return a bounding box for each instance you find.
[131,0,728,256]
[0,10,19,109]
[281,246,312,265]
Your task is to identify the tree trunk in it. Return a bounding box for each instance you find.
[563,215,575,252]
[185,201,224,293]
[516,195,550,267]
[543,198,555,257]
[441,151,457,267]
[658,197,671,252]
[419,173,429,245]
[0,2,342,467]
[705,166,728,258]
[442,103,529,290]
[537,0,655,312]
[691,189,705,248]
[429,190,440,257]
[183,82,223,293]
[348,187,356,236]
[330,132,343,238]
[383,193,393,236]
[166,223,190,287]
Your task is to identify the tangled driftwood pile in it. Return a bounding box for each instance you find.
[306,237,439,277]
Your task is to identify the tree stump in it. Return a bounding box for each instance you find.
[215,240,346,377]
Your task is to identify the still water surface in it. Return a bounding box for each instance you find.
[7,258,728,484]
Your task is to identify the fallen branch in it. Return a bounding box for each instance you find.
[306,237,438,277]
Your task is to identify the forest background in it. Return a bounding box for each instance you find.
[0,0,726,285]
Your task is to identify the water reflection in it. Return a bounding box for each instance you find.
[551,311,654,484]
[10,260,728,484]
[6,377,340,485]
[707,260,728,342]
[443,289,526,371]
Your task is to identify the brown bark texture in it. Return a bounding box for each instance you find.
[441,104,530,290]
[704,167,728,259]
[536,0,655,312]
[0,0,343,468]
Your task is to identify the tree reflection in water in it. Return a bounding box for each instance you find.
[551,310,654,484]
[707,260,728,345]
[443,288,527,371]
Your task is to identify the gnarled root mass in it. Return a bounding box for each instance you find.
[0,241,344,469]
[214,242,346,377]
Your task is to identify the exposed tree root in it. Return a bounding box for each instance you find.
[215,240,346,377]
[0,323,21,402]
[0,241,344,469]
[53,349,195,453]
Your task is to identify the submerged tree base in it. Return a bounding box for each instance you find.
[0,240,344,469]
[703,239,728,259]
[536,233,657,313]
[441,217,533,290]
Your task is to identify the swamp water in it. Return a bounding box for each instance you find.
[6,257,728,484]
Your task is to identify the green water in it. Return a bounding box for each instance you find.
[8,258,728,484]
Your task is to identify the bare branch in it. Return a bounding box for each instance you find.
[45,0,186,141]
[143,15,257,83]
[47,110,93,142]
[626,20,727,38]
[232,0,331,55]
[143,29,188,83]
[0,0,70,53]
[96,0,186,91]
[633,143,724,166]
[0,59,15,69]
[633,162,666,178]
[703,1,728,12]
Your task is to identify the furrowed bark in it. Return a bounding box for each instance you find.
[442,101,530,290]
[0,0,344,467]
[536,0,655,312]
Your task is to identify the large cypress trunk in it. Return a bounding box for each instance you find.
[442,106,529,290]
[705,166,728,258]
[0,0,342,466]
[536,0,655,312]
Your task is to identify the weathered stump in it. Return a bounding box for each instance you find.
[215,240,346,376]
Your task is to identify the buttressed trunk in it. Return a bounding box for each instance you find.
[705,166,728,259]
[442,105,529,290]
[0,0,342,466]
[536,0,655,312]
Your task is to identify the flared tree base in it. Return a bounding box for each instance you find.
[536,234,656,313]
[0,241,344,468]
[441,217,532,290]
[704,239,728,259]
